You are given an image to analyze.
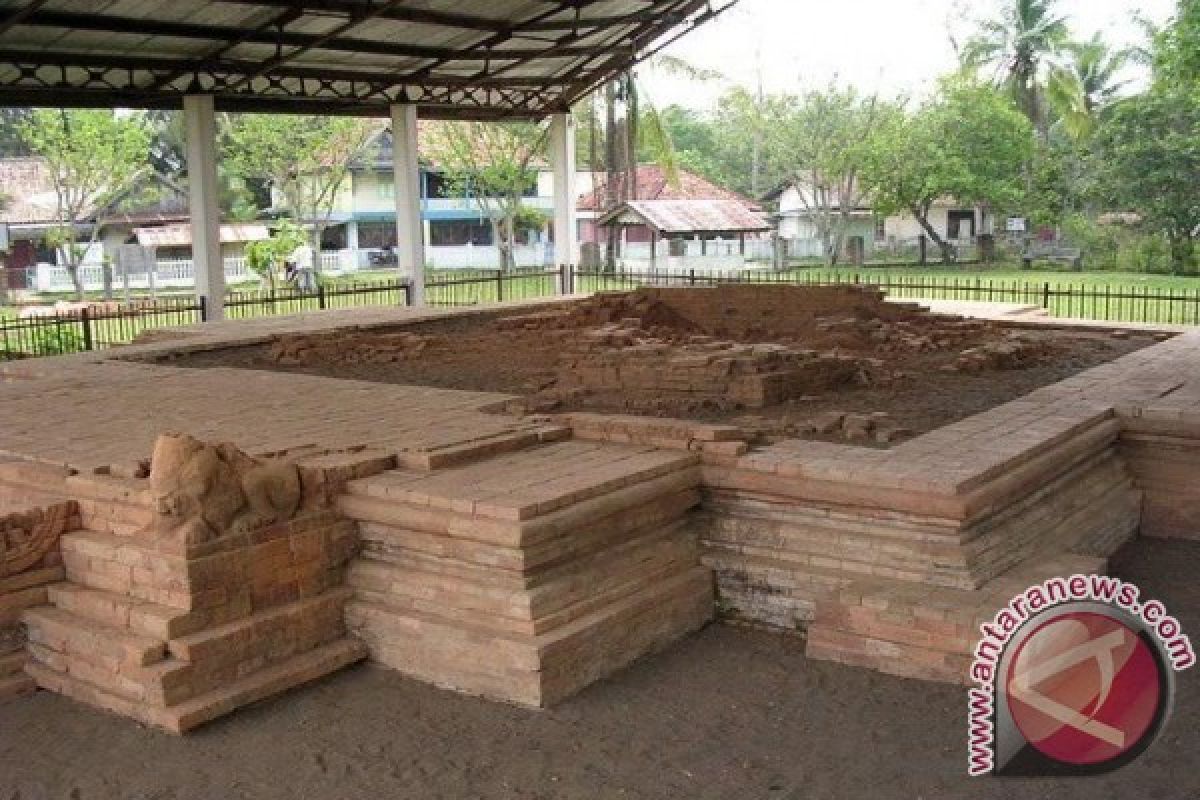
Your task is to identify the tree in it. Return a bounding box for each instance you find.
[224,114,378,266]
[765,84,891,265]
[963,0,1069,132]
[19,110,151,299]
[1093,0,1200,273]
[860,80,1034,263]
[1046,34,1132,140]
[424,121,548,271]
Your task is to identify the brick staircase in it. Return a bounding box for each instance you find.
[14,445,367,733]
[338,439,713,707]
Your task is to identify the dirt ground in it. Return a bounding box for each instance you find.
[1,536,1196,800]
[172,292,1156,443]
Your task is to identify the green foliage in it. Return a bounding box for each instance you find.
[860,79,1034,259]
[224,114,378,248]
[243,220,307,287]
[1090,1,1200,274]
[424,121,547,270]
[25,323,85,356]
[18,109,151,298]
[962,0,1069,129]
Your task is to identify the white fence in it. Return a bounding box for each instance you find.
[28,247,554,293]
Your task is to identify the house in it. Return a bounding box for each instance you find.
[578,165,761,247]
[768,180,994,259]
[308,125,556,267]
[596,199,771,271]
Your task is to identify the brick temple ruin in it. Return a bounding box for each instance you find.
[1,288,1197,732]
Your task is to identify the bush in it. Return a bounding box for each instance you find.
[1059,214,1187,273]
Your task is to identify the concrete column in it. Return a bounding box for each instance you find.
[549,112,577,291]
[390,103,425,305]
[183,95,224,320]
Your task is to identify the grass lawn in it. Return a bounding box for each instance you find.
[787,264,1200,291]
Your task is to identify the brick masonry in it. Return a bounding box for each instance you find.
[0,296,1198,722]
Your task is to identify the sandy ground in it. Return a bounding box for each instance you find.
[1,537,1196,800]
[174,311,1153,441]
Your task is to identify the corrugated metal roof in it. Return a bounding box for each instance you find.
[0,1,736,119]
[599,199,770,235]
[134,223,270,248]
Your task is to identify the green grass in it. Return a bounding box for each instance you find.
[4,264,1199,362]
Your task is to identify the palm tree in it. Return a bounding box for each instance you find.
[963,0,1069,132]
[584,57,723,269]
[1046,34,1132,139]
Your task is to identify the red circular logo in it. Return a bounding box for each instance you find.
[1005,611,1163,766]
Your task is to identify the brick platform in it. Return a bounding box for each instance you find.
[1,295,1199,726]
[338,440,711,707]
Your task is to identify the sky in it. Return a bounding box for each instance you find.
[640,0,1177,110]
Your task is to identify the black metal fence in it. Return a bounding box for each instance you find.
[5,266,1199,362]
[575,267,1200,326]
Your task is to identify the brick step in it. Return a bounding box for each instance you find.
[805,552,1108,684]
[343,442,699,528]
[46,583,200,641]
[159,638,367,733]
[166,588,353,667]
[350,527,700,637]
[347,565,713,708]
[59,529,188,608]
[806,627,971,684]
[24,605,168,668]
[348,482,699,574]
[395,426,571,471]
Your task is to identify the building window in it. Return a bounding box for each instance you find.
[429,220,492,246]
[874,216,886,242]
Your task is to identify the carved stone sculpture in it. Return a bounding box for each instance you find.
[147,433,303,547]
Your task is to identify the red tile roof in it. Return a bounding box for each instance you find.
[578,165,759,212]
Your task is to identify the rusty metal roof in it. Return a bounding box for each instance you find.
[0,1,735,119]
[134,222,269,248]
[598,199,770,235]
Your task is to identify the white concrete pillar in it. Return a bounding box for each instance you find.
[390,103,425,305]
[549,112,577,291]
[183,95,224,320]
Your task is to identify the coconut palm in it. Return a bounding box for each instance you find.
[963,0,1070,131]
[1046,34,1133,139]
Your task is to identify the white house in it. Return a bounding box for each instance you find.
[769,181,995,259]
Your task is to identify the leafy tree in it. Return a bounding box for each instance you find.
[764,84,892,265]
[244,219,306,290]
[424,120,548,271]
[224,114,379,266]
[1094,0,1200,273]
[19,110,151,299]
[0,108,32,156]
[963,0,1069,131]
[860,80,1034,263]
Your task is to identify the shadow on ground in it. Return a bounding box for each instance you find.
[2,537,1196,800]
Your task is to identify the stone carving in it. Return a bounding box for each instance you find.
[147,433,302,547]
[0,503,71,579]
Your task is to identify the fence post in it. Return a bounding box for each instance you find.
[199,295,208,322]
[1042,282,1051,309]
[80,307,94,352]
[688,269,696,287]
[317,284,327,310]
[496,269,505,303]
